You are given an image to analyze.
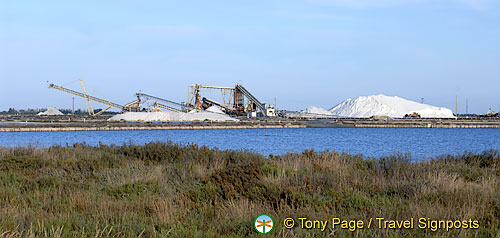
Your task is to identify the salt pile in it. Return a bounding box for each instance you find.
[205,106,225,114]
[37,107,64,116]
[285,106,336,118]
[329,94,455,118]
[109,110,238,122]
[305,106,332,115]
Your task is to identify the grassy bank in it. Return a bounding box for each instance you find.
[0,143,499,237]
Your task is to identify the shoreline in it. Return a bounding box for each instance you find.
[0,124,306,132]
[0,117,499,132]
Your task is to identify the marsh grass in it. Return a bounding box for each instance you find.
[0,142,499,237]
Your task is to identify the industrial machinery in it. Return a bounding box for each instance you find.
[189,84,235,112]
[234,84,267,116]
[404,112,421,119]
[48,79,275,117]
[47,80,140,116]
[486,109,499,117]
[189,84,274,117]
[478,109,500,118]
[202,97,236,113]
[135,93,194,113]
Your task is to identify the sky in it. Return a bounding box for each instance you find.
[1,0,499,113]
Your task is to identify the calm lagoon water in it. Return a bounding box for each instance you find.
[0,128,499,160]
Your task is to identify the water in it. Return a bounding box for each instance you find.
[0,128,499,160]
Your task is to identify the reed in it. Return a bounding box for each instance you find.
[0,142,498,237]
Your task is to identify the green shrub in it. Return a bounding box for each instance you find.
[104,180,160,199]
[0,143,497,237]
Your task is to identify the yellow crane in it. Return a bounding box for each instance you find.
[79,79,95,116]
[47,80,136,116]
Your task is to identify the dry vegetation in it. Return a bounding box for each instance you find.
[0,142,499,237]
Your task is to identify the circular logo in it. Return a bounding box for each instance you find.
[254,214,274,234]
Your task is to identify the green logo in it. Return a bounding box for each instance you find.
[255,214,274,234]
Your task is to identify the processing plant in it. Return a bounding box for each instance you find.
[47,80,275,117]
[188,84,275,117]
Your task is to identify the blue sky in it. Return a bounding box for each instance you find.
[1,0,499,113]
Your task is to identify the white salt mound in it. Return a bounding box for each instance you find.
[305,106,333,115]
[37,107,64,116]
[285,106,336,118]
[109,111,238,122]
[329,94,455,118]
[205,106,225,114]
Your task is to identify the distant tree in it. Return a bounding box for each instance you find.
[7,108,18,115]
[59,109,72,114]
[26,109,38,114]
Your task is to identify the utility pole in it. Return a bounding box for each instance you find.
[72,97,75,115]
[421,98,424,104]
